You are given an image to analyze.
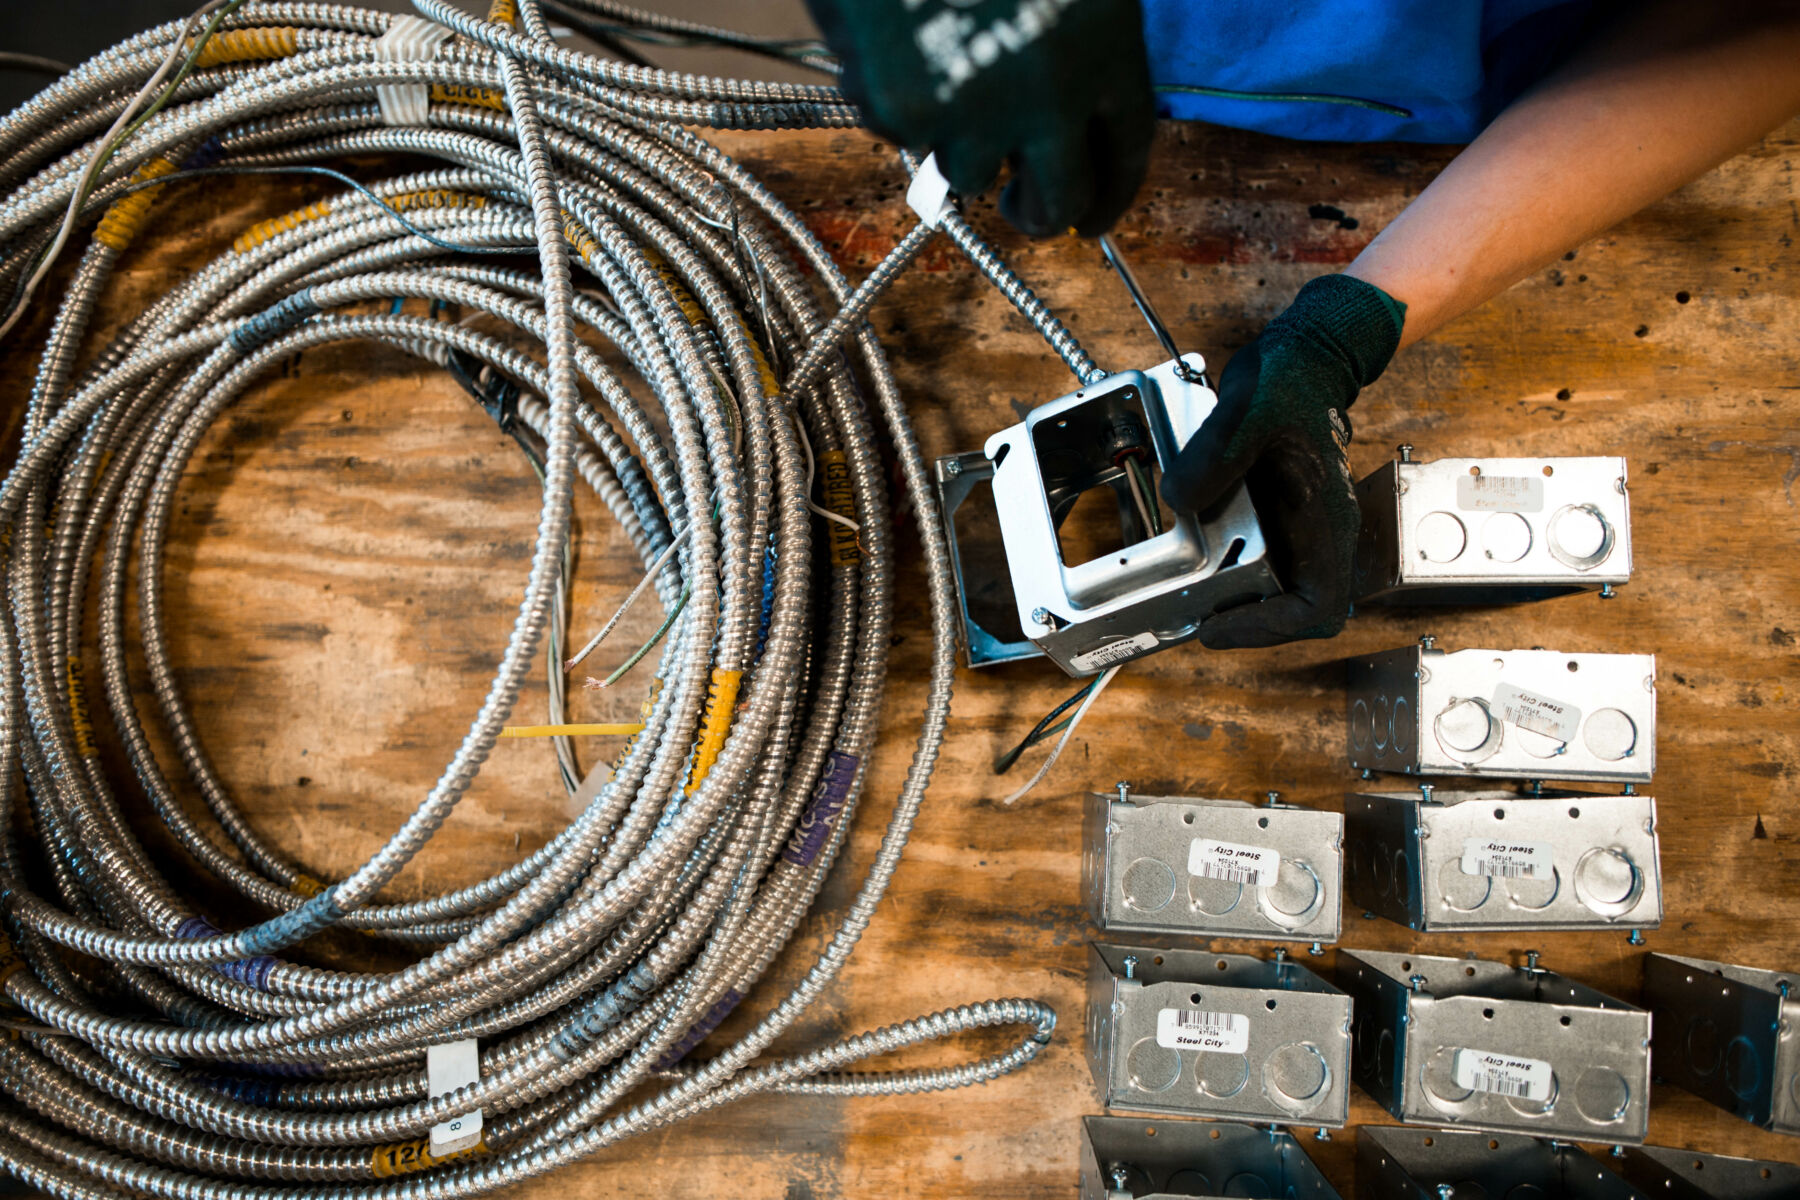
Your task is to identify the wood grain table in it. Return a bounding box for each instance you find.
[4,116,1797,1197]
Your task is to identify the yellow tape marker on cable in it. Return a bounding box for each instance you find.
[233,200,332,254]
[94,157,179,251]
[684,669,742,796]
[561,210,600,265]
[485,0,518,26]
[370,1135,489,1179]
[292,874,326,899]
[611,678,664,772]
[498,723,646,739]
[387,189,487,214]
[65,657,98,758]
[818,451,862,567]
[429,82,508,111]
[640,247,708,327]
[189,26,299,67]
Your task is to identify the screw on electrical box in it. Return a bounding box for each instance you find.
[1274,948,1288,969]
[1360,767,1374,780]
[1266,790,1280,807]
[1314,1127,1331,1141]
[1107,1163,1130,1190]
[1398,444,1414,463]
[1628,929,1644,946]
[1310,942,1324,957]
[1600,583,1617,599]
[1122,955,1139,981]
[1409,974,1427,993]
[1527,779,1544,796]
[1418,634,1436,650]
[1437,1185,1455,1200]
[1526,950,1541,973]
[1418,782,1434,803]
[1030,607,1052,627]
[1116,781,1131,803]
[1623,783,1636,795]
[943,457,963,476]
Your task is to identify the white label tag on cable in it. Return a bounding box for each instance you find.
[426,1038,483,1156]
[375,15,455,127]
[1460,838,1553,880]
[1187,838,1281,887]
[906,152,954,229]
[1155,1008,1249,1054]
[1068,631,1158,672]
[1492,682,1581,742]
[1453,1048,1553,1101]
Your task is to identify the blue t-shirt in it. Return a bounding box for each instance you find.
[1144,0,1601,143]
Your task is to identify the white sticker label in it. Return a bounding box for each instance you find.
[426,1039,483,1156]
[1456,474,1545,513]
[1460,838,1553,880]
[1492,682,1582,742]
[1069,631,1158,672]
[1453,1048,1553,1101]
[1156,1008,1250,1054]
[1187,838,1282,888]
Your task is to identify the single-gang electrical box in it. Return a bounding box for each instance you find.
[1077,1115,1340,1199]
[938,355,1280,676]
[1086,943,1353,1127]
[1614,1145,1800,1199]
[1341,949,1651,1143]
[1353,451,1631,605]
[1347,643,1656,783]
[1083,790,1342,944]
[1357,1126,1644,1200]
[1641,952,1800,1135]
[1343,787,1661,933]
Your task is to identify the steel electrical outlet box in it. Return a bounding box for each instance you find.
[973,355,1279,676]
[1356,1126,1645,1200]
[1086,943,1353,1127]
[1077,1115,1341,1199]
[1342,949,1651,1142]
[1344,787,1661,932]
[1353,451,1631,605]
[1347,643,1656,783]
[1642,952,1800,1135]
[1613,1145,1800,1198]
[1083,790,1343,944]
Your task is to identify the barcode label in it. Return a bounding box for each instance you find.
[1187,838,1281,888]
[1156,1008,1249,1054]
[1459,838,1553,880]
[1456,474,1544,513]
[1492,682,1582,742]
[1069,632,1159,672]
[1453,1049,1552,1101]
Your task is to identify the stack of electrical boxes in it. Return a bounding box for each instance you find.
[1077,452,1797,1197]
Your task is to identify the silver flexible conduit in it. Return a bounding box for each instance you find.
[0,3,1097,1195]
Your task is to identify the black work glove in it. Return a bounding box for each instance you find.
[1160,274,1407,649]
[804,0,1156,237]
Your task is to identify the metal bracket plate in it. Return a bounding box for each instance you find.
[1642,952,1800,1134]
[1077,1115,1340,1199]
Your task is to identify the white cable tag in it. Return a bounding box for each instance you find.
[426,1038,483,1156]
[906,153,954,229]
[375,15,455,127]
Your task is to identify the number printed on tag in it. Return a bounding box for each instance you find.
[1069,632,1158,673]
[1155,1007,1250,1054]
[1460,838,1553,880]
[1492,682,1582,742]
[1186,838,1281,888]
[1456,474,1545,513]
[1453,1048,1552,1101]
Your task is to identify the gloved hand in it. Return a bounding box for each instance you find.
[804,0,1156,237]
[1160,273,1406,649]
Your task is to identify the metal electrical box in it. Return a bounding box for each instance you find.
[1347,642,1656,783]
[1077,1115,1340,1199]
[1353,451,1631,605]
[1642,952,1800,1135]
[1086,943,1353,1127]
[1613,1145,1800,1199]
[1343,787,1661,932]
[1084,790,1343,944]
[1356,1126,1646,1200]
[1342,949,1651,1143]
[940,355,1280,676]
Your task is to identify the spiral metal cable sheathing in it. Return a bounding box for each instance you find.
[0,3,1102,1195]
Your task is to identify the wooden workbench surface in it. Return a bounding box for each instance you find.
[6,117,1797,1196]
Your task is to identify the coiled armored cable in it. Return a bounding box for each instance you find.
[0,2,1102,1195]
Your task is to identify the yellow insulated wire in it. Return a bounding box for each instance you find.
[189,26,299,68]
[498,723,646,738]
[93,156,179,251]
[683,668,742,796]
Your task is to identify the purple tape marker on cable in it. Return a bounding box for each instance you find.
[782,750,859,868]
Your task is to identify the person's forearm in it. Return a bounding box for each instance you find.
[1345,1,1800,349]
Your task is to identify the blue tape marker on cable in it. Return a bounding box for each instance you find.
[551,961,657,1062]
[174,918,279,992]
[227,288,320,356]
[236,886,343,957]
